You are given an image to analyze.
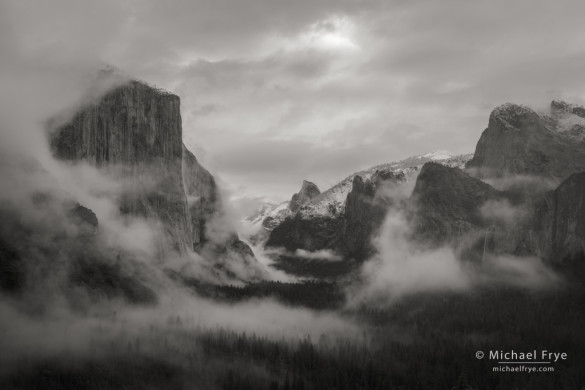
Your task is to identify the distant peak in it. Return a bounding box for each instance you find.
[551,100,585,119]
[489,103,538,128]
[491,102,534,118]
[301,180,319,191]
[421,150,453,160]
[290,180,321,212]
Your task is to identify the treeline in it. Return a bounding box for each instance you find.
[202,285,585,390]
[185,279,347,310]
[2,285,585,389]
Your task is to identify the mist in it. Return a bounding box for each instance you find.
[0,14,365,387]
[349,201,561,306]
[350,212,470,305]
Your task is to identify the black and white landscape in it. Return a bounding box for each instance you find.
[1,1,585,389]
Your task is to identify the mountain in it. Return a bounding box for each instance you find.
[266,169,406,261]
[262,152,472,261]
[529,171,585,263]
[550,100,585,144]
[409,102,585,265]
[407,161,585,266]
[261,100,585,268]
[421,150,453,160]
[51,79,194,255]
[289,180,320,212]
[408,162,501,250]
[243,180,321,244]
[250,152,471,230]
[182,143,218,249]
[467,102,585,180]
[293,152,471,222]
[340,170,406,259]
[50,75,261,277]
[0,185,158,304]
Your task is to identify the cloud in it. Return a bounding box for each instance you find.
[482,255,559,288]
[351,212,470,305]
[480,199,528,226]
[6,0,585,201]
[295,249,342,262]
[350,208,561,306]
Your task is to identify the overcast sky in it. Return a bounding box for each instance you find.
[3,0,585,203]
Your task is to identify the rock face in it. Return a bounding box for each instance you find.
[408,162,585,265]
[461,101,585,264]
[0,236,25,293]
[551,100,585,119]
[341,171,405,260]
[529,172,585,263]
[289,180,320,212]
[266,214,341,255]
[247,153,472,239]
[467,103,585,180]
[51,78,260,278]
[181,144,262,278]
[409,163,501,251]
[0,189,158,305]
[266,170,405,261]
[182,144,218,249]
[52,80,193,255]
[550,100,585,144]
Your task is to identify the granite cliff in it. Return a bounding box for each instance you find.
[51,77,259,274]
[51,79,193,255]
[289,180,320,212]
[467,102,585,181]
[529,171,585,263]
[409,162,501,249]
[266,170,405,261]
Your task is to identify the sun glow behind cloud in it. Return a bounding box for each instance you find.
[295,15,359,51]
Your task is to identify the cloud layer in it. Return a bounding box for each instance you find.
[3,0,585,202]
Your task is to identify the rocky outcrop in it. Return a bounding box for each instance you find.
[551,100,585,119]
[182,143,218,249]
[0,187,158,305]
[50,76,261,280]
[266,169,405,261]
[182,144,262,278]
[265,214,342,254]
[550,100,585,144]
[466,103,585,180]
[51,79,193,255]
[289,180,320,212]
[529,172,585,263]
[0,236,24,293]
[340,171,404,259]
[408,162,585,265]
[409,162,501,251]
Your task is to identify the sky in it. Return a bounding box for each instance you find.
[3,0,585,204]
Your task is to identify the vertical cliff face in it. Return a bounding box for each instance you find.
[408,162,585,265]
[51,80,193,255]
[466,103,585,180]
[182,144,218,249]
[181,143,263,279]
[530,172,585,263]
[408,163,504,262]
[339,171,404,260]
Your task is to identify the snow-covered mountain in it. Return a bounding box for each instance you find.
[244,151,473,233]
[295,151,471,220]
[245,200,290,229]
[421,150,453,160]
